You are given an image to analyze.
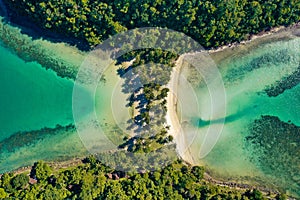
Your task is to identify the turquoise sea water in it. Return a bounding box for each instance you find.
[0,45,73,138]
[178,36,300,196]
[0,18,92,172]
[0,42,89,172]
[0,16,299,197]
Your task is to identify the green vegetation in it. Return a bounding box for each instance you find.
[3,0,300,49]
[117,49,177,153]
[30,161,52,182]
[94,144,177,172]
[0,158,281,200]
[3,0,299,154]
[1,0,298,199]
[10,173,29,190]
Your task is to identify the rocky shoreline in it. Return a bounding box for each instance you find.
[1,6,299,82]
[203,172,280,196]
[1,157,85,177]
[1,5,300,198]
[208,21,300,55]
[3,157,287,199]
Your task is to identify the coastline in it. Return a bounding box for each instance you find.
[209,21,300,53]
[0,10,299,196]
[203,172,281,197]
[208,22,300,63]
[5,156,282,199]
[0,124,88,175]
[166,55,196,165]
[166,21,300,156]
[165,22,300,198]
[1,11,299,81]
[3,157,85,177]
[0,16,86,80]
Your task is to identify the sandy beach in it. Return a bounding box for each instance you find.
[165,23,300,198]
[1,18,299,198]
[166,22,300,161]
[166,54,200,165]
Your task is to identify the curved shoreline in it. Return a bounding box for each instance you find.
[167,21,300,159]
[1,9,299,81]
[208,21,300,55]
[1,11,299,197]
[166,54,198,165]
[166,22,300,198]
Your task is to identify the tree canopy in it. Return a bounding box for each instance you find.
[3,0,300,49]
[0,158,282,199]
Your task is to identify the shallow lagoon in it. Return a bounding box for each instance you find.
[0,44,73,137]
[0,43,88,172]
[0,15,299,197]
[0,18,90,172]
[178,35,300,196]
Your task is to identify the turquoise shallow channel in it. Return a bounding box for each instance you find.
[0,44,73,137]
[0,18,90,172]
[0,41,90,172]
[178,36,300,197]
[0,17,299,197]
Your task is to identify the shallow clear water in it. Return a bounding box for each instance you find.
[0,14,299,197]
[178,37,300,196]
[0,45,74,137]
[0,19,90,172]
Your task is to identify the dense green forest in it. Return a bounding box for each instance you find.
[1,0,298,199]
[0,157,286,200]
[3,0,300,49]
